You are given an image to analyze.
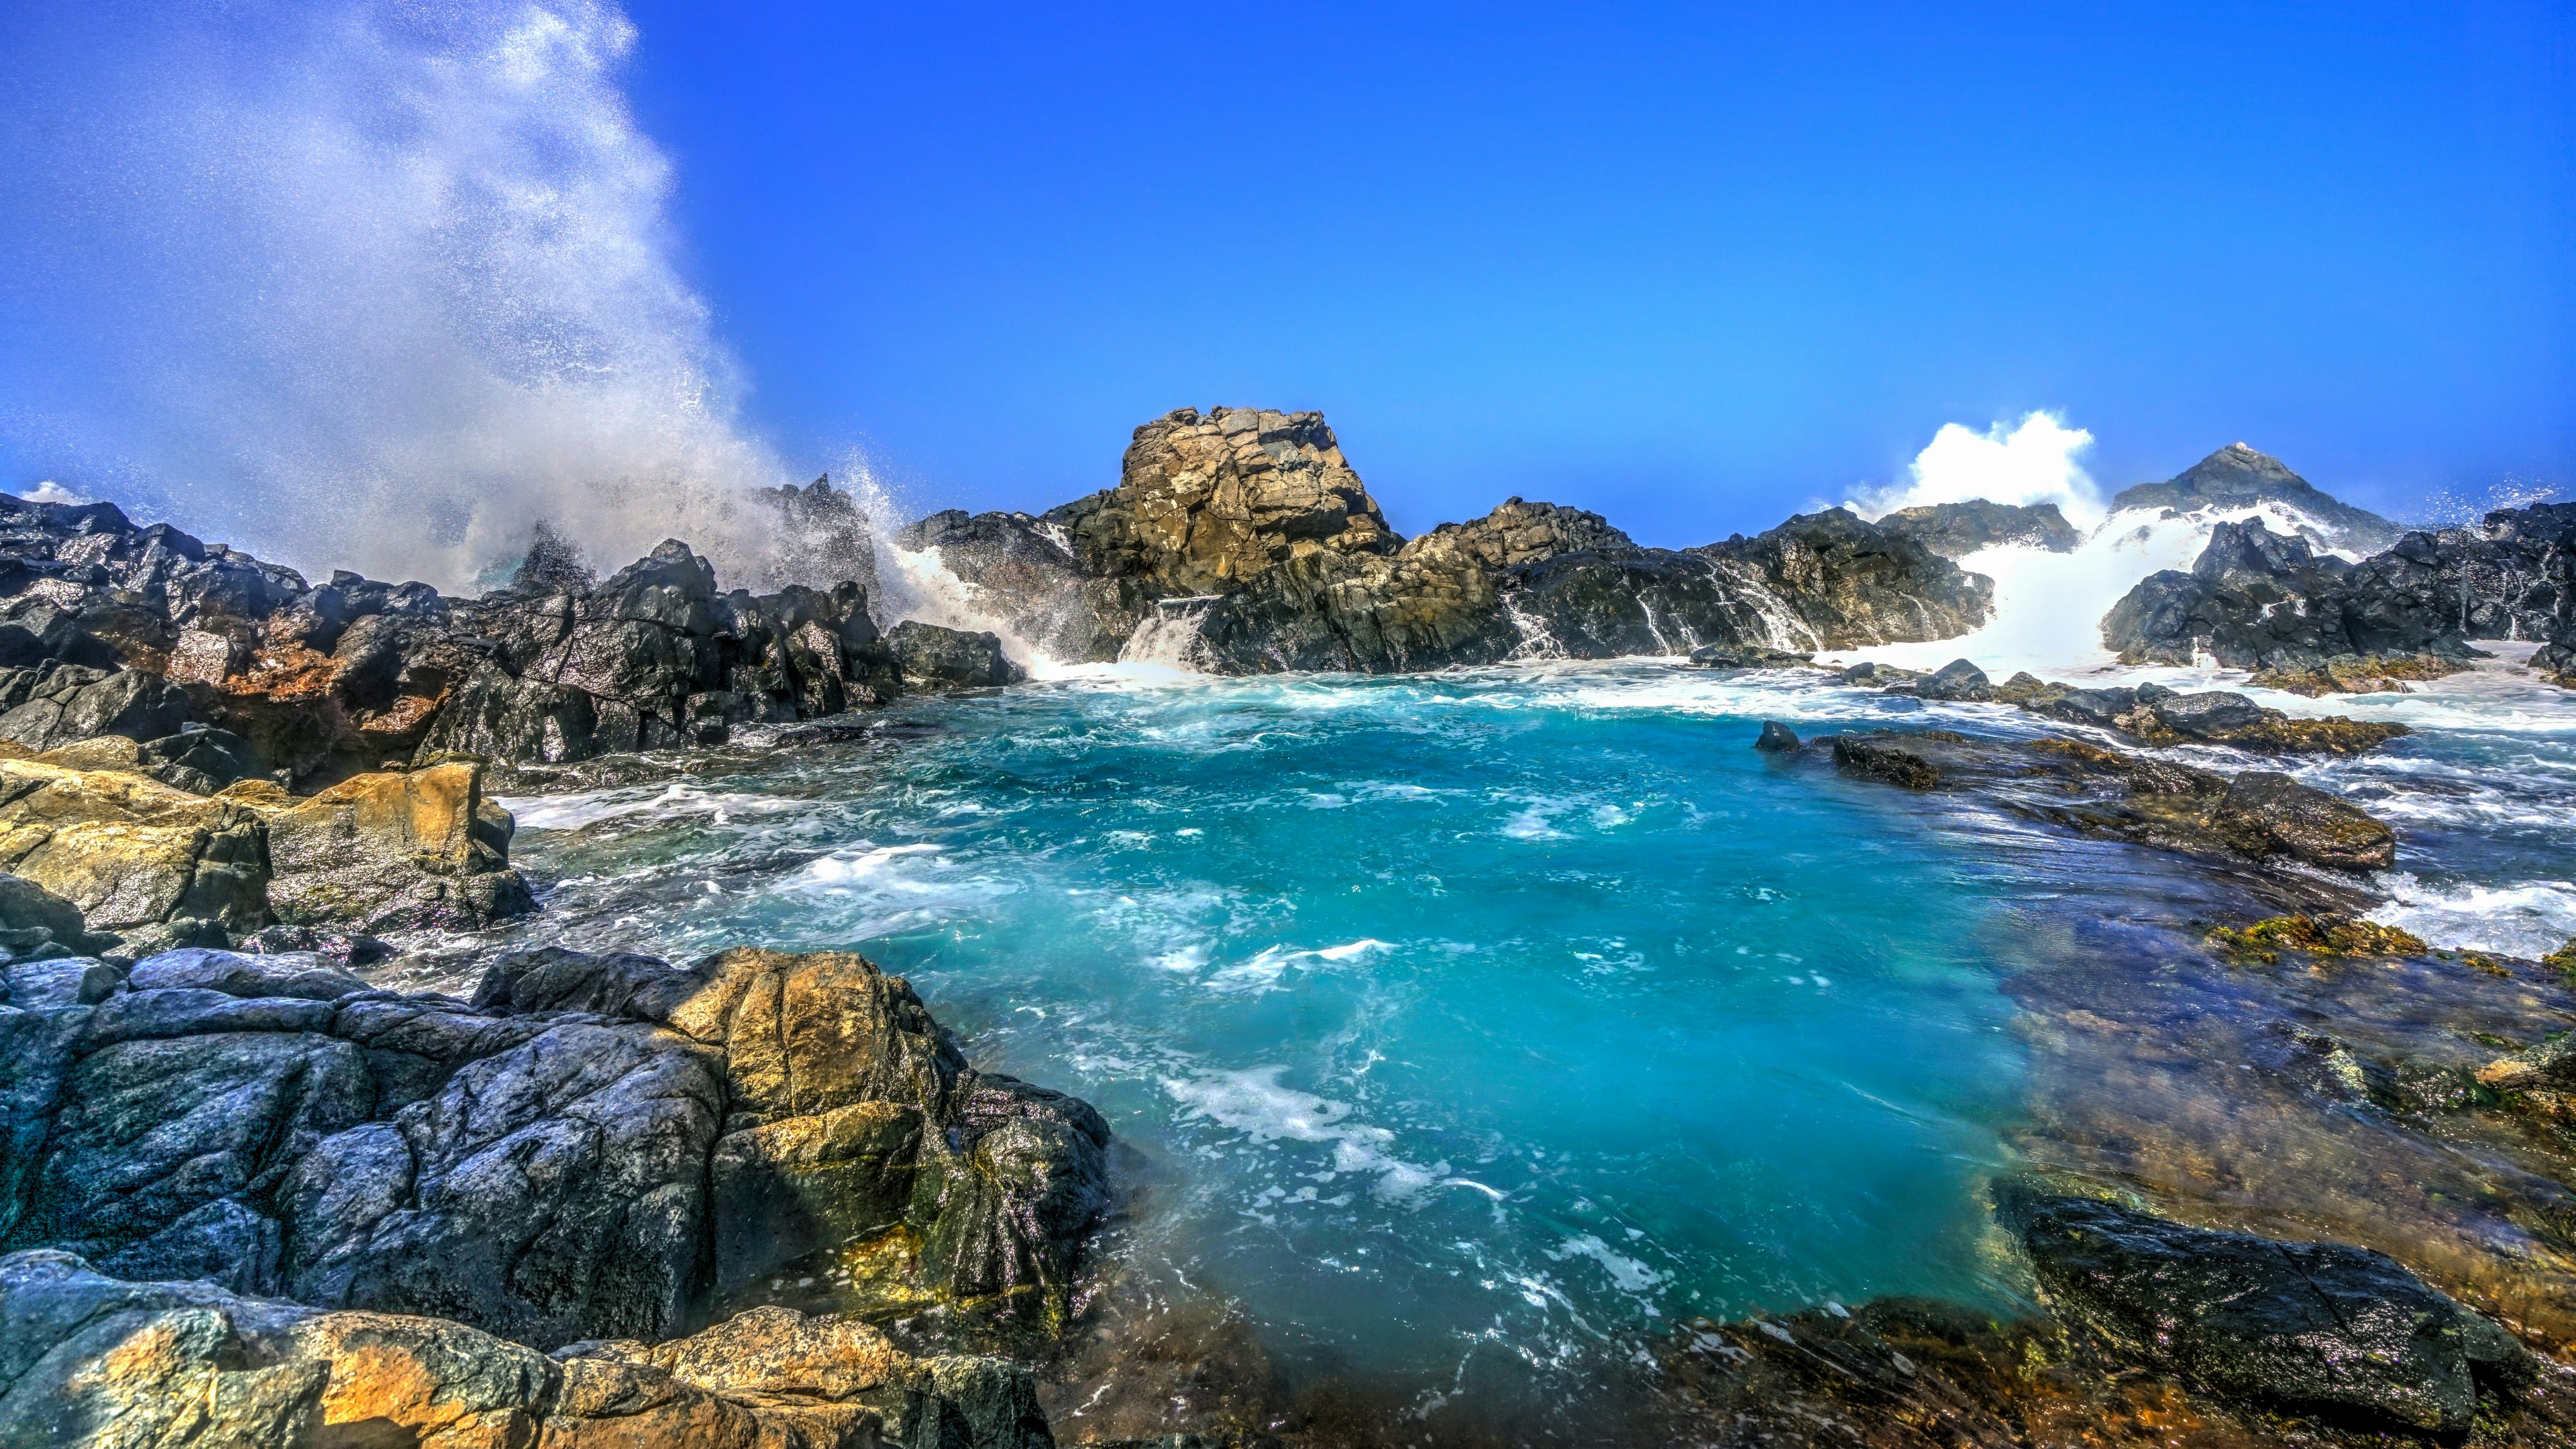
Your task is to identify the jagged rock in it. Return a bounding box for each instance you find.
[2104,504,2576,673]
[0,1250,1054,1449]
[1820,731,2396,873]
[246,761,534,932]
[897,508,1124,664]
[0,942,1110,1352]
[749,474,879,597]
[886,620,1026,690]
[1191,545,1513,673]
[1996,1183,2532,1434]
[1050,407,1399,598]
[0,662,191,752]
[1878,499,2080,557]
[1753,721,1803,753]
[1404,496,1638,570]
[0,757,268,950]
[2110,443,2404,552]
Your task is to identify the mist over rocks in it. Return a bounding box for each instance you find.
[2111,441,2405,553]
[2103,503,2576,683]
[907,405,1996,672]
[1876,498,2081,557]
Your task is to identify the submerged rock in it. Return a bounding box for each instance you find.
[1754,721,1803,753]
[1820,730,2397,873]
[2207,914,2429,964]
[1996,1182,2533,1436]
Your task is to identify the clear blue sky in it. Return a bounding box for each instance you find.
[3,1,2570,551]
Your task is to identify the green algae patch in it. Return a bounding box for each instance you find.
[2209,914,2429,965]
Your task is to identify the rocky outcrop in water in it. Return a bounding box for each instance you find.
[1817,729,2398,876]
[0,1250,1052,1449]
[2103,503,2576,681]
[912,408,1996,673]
[1996,1183,2534,1436]
[1876,498,2080,557]
[2110,441,2404,553]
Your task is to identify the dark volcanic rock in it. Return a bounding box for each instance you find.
[1819,730,2396,877]
[1914,657,1993,702]
[885,619,1027,690]
[897,506,1128,663]
[2104,503,2576,674]
[0,942,1111,1352]
[1878,499,2081,557]
[1753,721,1803,753]
[2110,443,2404,553]
[1996,1183,2532,1434]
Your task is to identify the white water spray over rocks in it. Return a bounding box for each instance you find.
[2,0,790,591]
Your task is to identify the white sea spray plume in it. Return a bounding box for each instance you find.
[1,0,791,591]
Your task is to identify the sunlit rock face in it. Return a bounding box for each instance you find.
[0,944,1110,1350]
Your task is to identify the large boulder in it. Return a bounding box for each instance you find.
[239,762,535,932]
[0,757,268,951]
[1049,406,1399,599]
[1996,1184,2531,1436]
[885,620,1027,691]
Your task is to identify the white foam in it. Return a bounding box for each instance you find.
[1164,1066,1445,1201]
[2367,873,2576,960]
[798,842,945,885]
[499,781,802,832]
[1548,1234,1671,1296]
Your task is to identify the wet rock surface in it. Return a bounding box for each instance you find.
[1817,729,2397,879]
[1997,1183,2532,1435]
[0,1248,1053,1449]
[0,942,1109,1415]
[2104,502,2575,678]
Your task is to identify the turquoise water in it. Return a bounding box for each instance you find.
[470,653,2573,1402]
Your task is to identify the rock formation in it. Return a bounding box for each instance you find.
[0,1250,1052,1448]
[912,407,1996,674]
[0,488,1009,780]
[2103,503,2575,683]
[1876,498,2080,557]
[0,940,1109,1447]
[2110,441,2404,553]
[1818,729,2398,873]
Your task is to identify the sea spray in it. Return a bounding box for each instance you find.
[1,0,790,591]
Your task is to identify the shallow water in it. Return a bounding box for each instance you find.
[480,653,2576,1409]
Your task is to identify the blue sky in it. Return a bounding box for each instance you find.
[3,1,2570,556]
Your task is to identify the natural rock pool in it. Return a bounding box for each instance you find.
[445,655,2576,1436]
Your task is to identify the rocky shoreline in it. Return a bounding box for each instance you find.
[1,417,2573,1446]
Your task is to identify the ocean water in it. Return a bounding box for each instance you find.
[477,652,2573,1405]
